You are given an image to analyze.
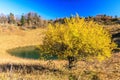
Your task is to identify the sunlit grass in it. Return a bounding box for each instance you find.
[0,26,120,80]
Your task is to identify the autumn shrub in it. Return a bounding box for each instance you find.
[38,15,116,69]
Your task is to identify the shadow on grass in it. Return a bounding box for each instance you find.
[7,46,58,60]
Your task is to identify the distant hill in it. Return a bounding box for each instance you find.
[53,14,120,25]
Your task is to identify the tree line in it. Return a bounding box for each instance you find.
[85,14,120,25]
[0,13,120,29]
[53,14,120,25]
[0,12,48,28]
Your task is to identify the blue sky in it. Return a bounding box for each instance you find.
[0,0,120,19]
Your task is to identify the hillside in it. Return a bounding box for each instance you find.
[0,25,120,63]
[0,25,120,80]
[0,26,44,64]
[105,25,120,48]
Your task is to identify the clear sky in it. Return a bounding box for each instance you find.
[0,0,120,19]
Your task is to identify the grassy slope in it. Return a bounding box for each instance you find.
[0,26,44,64]
[0,26,120,80]
[0,25,118,64]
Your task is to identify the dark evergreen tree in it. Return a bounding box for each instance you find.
[20,14,26,26]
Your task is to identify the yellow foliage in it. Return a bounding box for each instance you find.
[39,15,116,61]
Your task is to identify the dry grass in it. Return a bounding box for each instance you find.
[0,25,120,80]
[0,72,68,80]
[0,26,45,64]
[104,24,120,34]
[0,55,120,80]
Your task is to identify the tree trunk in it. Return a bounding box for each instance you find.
[67,56,77,69]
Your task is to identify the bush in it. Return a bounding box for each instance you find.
[38,15,116,69]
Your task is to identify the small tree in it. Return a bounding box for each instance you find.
[20,14,26,26]
[8,13,15,24]
[0,13,8,24]
[38,15,116,69]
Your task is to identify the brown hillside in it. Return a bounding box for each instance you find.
[0,26,44,64]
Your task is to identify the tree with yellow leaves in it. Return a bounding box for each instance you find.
[39,15,116,69]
